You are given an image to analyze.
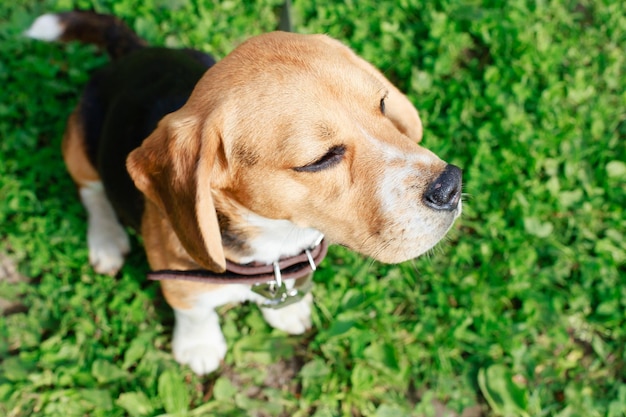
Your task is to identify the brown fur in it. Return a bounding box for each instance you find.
[62,110,99,187]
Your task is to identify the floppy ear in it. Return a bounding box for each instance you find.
[126,112,226,272]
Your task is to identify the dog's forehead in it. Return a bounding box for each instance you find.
[190,32,387,119]
[234,32,348,61]
[225,32,385,92]
[196,32,420,171]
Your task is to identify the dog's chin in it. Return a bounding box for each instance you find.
[367,244,434,265]
[335,237,438,264]
[360,217,461,264]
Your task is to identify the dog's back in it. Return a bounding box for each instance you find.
[27,11,215,227]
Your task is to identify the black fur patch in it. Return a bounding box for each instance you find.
[217,211,252,257]
[79,47,215,229]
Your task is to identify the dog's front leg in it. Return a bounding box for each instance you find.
[168,284,255,375]
[172,305,227,375]
[167,282,313,375]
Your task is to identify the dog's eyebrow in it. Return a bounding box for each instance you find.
[317,123,337,140]
[377,86,389,98]
[232,139,260,166]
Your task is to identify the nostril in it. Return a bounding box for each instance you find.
[423,164,462,211]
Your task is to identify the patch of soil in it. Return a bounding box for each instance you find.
[220,354,303,416]
[224,355,302,396]
[0,253,29,316]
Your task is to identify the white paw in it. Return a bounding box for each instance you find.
[88,226,130,275]
[261,293,313,334]
[172,308,227,375]
[173,338,226,375]
[79,182,130,276]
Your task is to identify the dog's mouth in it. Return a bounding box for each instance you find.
[321,191,461,264]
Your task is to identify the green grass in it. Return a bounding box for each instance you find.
[1,0,625,416]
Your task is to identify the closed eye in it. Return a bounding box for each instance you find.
[293,145,346,173]
[379,91,388,115]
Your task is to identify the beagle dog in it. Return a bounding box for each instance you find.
[27,11,462,375]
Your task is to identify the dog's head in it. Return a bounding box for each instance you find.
[127,32,461,271]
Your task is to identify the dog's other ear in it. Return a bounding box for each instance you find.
[358,56,423,143]
[316,35,423,143]
[126,112,226,272]
[380,83,423,143]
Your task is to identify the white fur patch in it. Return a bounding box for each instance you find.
[25,14,64,41]
[79,182,130,275]
[360,125,432,165]
[239,212,324,264]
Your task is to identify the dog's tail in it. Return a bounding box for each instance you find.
[25,11,146,60]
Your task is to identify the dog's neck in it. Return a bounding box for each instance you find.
[217,204,324,266]
[237,212,324,264]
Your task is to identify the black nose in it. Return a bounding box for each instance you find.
[423,164,462,211]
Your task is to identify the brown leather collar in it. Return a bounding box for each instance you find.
[147,239,328,285]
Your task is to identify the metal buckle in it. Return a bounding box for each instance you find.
[252,264,314,309]
[305,248,317,271]
[252,273,313,309]
[251,239,322,309]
